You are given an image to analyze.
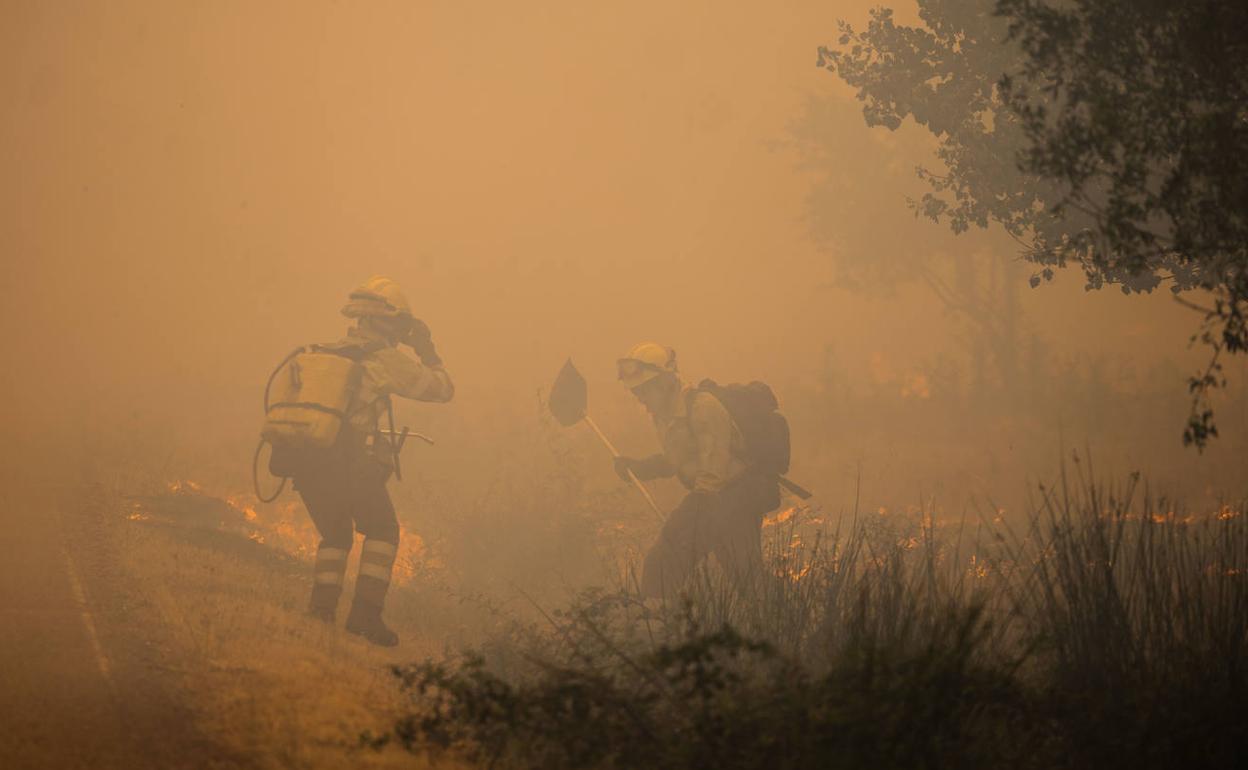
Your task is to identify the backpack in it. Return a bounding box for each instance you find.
[691,379,791,476]
[261,339,384,451]
[254,339,393,503]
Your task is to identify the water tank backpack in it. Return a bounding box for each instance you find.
[253,339,386,501]
[689,379,791,476]
[264,350,360,449]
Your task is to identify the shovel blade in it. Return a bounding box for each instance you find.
[548,358,588,427]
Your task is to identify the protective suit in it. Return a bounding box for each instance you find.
[615,343,780,598]
[289,276,453,646]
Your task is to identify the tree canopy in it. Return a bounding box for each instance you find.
[820,0,1248,446]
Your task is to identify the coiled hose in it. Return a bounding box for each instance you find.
[251,347,304,503]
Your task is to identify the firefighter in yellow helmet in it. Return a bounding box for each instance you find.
[615,342,781,599]
[284,276,453,646]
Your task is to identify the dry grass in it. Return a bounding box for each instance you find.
[375,467,1248,769]
[75,406,1247,770]
[100,481,467,770]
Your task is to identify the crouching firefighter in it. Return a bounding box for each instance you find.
[257,276,453,646]
[614,342,789,600]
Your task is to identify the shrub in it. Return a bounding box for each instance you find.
[375,470,1247,769]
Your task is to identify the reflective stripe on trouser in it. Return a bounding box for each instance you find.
[314,545,350,586]
[354,538,398,607]
[310,544,351,611]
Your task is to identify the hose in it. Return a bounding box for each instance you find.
[264,346,305,412]
[252,437,287,503]
[254,346,304,504]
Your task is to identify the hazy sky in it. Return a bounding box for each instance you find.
[3,1,1238,504]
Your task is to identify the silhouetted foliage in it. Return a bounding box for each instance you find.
[375,474,1248,769]
[381,613,1031,770]
[819,0,1248,447]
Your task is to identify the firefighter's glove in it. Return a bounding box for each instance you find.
[613,456,639,482]
[406,319,442,367]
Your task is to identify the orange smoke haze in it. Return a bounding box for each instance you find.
[3,0,1244,514]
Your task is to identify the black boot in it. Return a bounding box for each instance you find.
[345,600,399,647]
[307,584,341,623]
[346,538,400,646]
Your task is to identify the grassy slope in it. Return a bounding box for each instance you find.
[95,483,462,770]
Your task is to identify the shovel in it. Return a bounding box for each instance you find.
[548,358,664,519]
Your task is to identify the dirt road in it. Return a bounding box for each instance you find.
[0,477,237,769]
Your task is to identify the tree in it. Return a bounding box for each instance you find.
[819,0,1248,447]
[785,84,1036,404]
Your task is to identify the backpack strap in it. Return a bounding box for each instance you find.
[684,378,720,412]
[332,339,404,474]
[684,380,746,456]
[682,382,709,436]
[684,386,700,417]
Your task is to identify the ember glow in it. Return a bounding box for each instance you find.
[133,480,432,586]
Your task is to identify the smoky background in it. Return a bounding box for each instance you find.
[3,0,1245,598]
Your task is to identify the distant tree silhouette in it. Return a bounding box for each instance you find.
[820,0,1248,447]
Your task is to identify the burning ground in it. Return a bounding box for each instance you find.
[86,476,468,770]
[80,459,1247,770]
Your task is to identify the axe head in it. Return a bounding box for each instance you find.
[548,358,588,427]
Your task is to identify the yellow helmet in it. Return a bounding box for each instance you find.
[341,275,413,320]
[617,341,677,388]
